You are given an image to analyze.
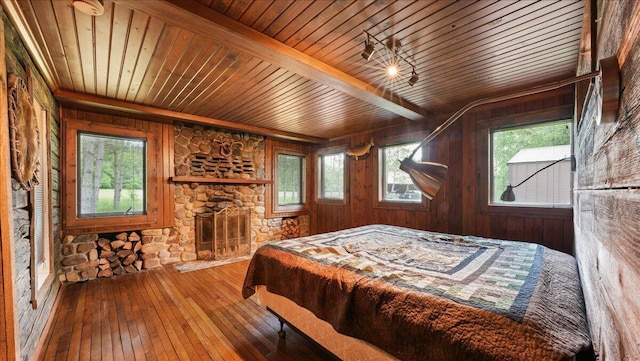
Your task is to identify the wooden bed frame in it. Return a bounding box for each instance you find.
[256,285,396,361]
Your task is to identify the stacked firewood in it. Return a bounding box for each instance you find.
[281,218,300,239]
[97,232,143,277]
[189,153,256,177]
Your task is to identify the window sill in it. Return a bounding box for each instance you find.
[483,204,572,218]
[374,200,429,211]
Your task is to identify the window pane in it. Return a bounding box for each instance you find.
[380,142,422,202]
[491,120,571,206]
[78,133,146,217]
[318,152,344,200]
[277,154,303,205]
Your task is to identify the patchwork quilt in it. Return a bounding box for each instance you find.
[243,224,591,360]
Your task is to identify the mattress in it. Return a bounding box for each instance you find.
[243,224,591,360]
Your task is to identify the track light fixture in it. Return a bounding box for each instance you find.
[361,34,376,61]
[361,30,418,86]
[408,68,419,86]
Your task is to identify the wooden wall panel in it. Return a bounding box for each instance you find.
[0,9,18,360]
[312,114,463,236]
[313,87,575,255]
[573,1,640,359]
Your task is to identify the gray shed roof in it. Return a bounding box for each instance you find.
[507,145,571,164]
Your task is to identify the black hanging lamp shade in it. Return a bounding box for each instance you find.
[500,185,516,202]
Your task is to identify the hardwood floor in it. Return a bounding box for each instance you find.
[36,260,335,361]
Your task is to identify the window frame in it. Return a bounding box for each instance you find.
[268,146,310,217]
[62,119,165,232]
[476,107,574,217]
[316,146,348,205]
[276,153,305,207]
[373,134,430,210]
[489,120,573,208]
[30,98,53,309]
[76,131,148,218]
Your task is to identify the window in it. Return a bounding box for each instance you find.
[379,142,423,203]
[63,119,169,233]
[78,133,146,217]
[491,120,572,207]
[268,145,309,217]
[32,100,52,303]
[277,154,304,206]
[317,151,346,201]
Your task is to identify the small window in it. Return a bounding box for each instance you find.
[379,142,422,203]
[63,119,168,233]
[318,152,345,200]
[78,133,146,217]
[277,154,305,206]
[491,120,572,207]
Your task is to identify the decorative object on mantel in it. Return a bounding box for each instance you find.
[346,138,374,160]
[8,74,40,190]
[213,135,244,158]
[401,56,621,200]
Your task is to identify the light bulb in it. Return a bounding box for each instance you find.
[387,64,398,77]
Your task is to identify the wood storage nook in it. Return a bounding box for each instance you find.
[195,206,251,260]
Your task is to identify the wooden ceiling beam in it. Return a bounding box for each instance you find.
[54,90,327,144]
[112,0,427,121]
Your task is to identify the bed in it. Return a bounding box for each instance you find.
[242,224,591,360]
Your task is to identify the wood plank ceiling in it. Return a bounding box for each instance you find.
[4,0,585,141]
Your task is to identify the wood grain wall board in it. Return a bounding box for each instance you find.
[311,88,576,255]
[0,10,18,360]
[577,65,640,189]
[573,1,640,359]
[574,190,640,360]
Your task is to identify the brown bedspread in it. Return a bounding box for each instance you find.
[242,225,591,361]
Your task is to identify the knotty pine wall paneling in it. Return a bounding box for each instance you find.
[313,87,576,255]
[460,87,576,255]
[312,118,463,236]
[573,1,640,359]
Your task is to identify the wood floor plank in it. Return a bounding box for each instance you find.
[152,274,221,360]
[139,271,194,360]
[97,279,115,361]
[167,268,266,361]
[63,282,88,361]
[129,274,171,361]
[36,260,336,361]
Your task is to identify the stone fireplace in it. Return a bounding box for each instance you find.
[59,124,310,282]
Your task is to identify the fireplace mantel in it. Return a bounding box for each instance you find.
[170,176,271,184]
